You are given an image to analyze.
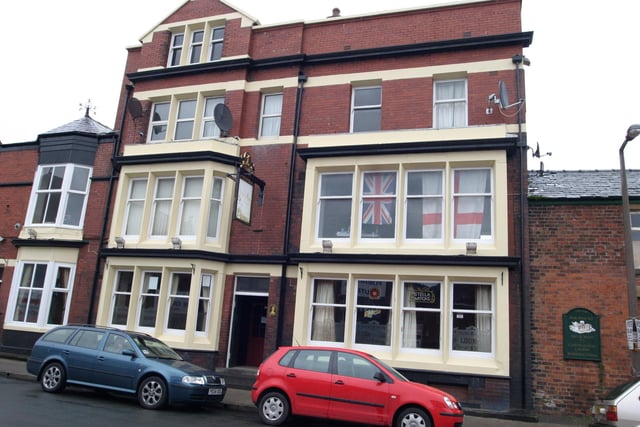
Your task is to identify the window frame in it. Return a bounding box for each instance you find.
[207,176,224,239]
[188,30,204,64]
[359,170,397,240]
[149,102,170,142]
[123,178,148,237]
[433,78,468,129]
[317,172,354,240]
[450,282,494,356]
[149,177,175,238]
[174,99,197,141]
[451,168,494,242]
[177,175,204,238]
[167,33,184,67]
[136,271,162,332]
[309,278,347,346]
[165,272,192,333]
[404,170,444,241]
[259,93,283,138]
[401,281,442,352]
[208,26,225,61]
[201,96,225,139]
[196,274,214,335]
[6,261,76,328]
[109,270,134,327]
[27,164,92,228]
[350,86,382,133]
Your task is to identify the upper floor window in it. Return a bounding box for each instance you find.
[315,165,494,244]
[124,179,147,237]
[361,171,396,239]
[434,79,467,129]
[7,262,75,327]
[207,177,224,239]
[452,169,492,240]
[167,24,225,67]
[351,86,381,132]
[178,176,203,236]
[175,99,197,141]
[209,27,225,61]
[189,30,204,64]
[318,173,353,239]
[150,178,175,237]
[28,164,91,227]
[202,97,224,138]
[632,212,640,268]
[406,171,443,240]
[260,93,283,138]
[150,102,170,142]
[168,33,184,67]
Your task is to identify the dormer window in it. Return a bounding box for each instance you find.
[167,23,225,67]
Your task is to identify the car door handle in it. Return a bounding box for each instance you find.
[62,350,70,356]
[97,356,105,361]
[286,373,296,378]
[334,380,345,385]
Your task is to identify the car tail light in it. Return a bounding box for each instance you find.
[605,405,618,421]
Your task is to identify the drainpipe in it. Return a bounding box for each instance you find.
[512,54,532,410]
[276,70,307,347]
[87,83,134,323]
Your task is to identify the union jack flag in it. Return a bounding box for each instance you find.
[362,172,395,225]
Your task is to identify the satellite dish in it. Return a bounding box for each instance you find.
[214,103,233,135]
[127,97,143,119]
[498,81,510,109]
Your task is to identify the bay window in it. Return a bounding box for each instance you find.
[8,262,75,327]
[453,168,492,240]
[405,170,443,239]
[178,176,203,236]
[123,178,147,236]
[29,164,91,227]
[361,171,396,239]
[150,178,175,237]
[207,177,224,239]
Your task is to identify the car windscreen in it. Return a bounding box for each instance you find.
[132,335,183,360]
[604,380,640,400]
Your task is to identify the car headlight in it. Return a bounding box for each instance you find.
[443,396,459,410]
[182,375,206,385]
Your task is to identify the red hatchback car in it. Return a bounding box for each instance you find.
[251,346,464,427]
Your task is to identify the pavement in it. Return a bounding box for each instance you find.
[0,354,591,426]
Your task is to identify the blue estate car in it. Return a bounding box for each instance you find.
[26,325,226,409]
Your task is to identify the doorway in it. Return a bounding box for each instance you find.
[228,294,268,367]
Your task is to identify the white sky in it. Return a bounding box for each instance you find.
[1,0,639,171]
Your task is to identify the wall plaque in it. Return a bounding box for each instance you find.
[563,307,601,361]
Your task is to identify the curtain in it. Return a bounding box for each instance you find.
[312,280,336,341]
[454,170,489,239]
[421,172,442,238]
[403,285,417,347]
[475,285,492,352]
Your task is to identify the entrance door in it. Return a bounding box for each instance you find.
[229,294,267,367]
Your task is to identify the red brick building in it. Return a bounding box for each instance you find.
[0,0,546,415]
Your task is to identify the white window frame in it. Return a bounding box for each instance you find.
[196,274,214,335]
[178,176,203,237]
[167,33,184,67]
[207,176,224,239]
[352,279,394,351]
[259,93,283,138]
[433,78,468,129]
[401,281,442,353]
[123,178,147,237]
[201,96,224,138]
[149,102,170,142]
[404,170,444,241]
[308,278,348,346]
[27,164,92,228]
[149,177,175,238]
[208,26,225,61]
[359,171,397,241]
[136,271,162,332]
[452,168,493,241]
[174,99,196,141]
[188,30,204,64]
[350,86,382,133]
[109,270,134,327]
[165,272,192,333]
[450,282,494,356]
[317,173,353,240]
[6,261,75,328]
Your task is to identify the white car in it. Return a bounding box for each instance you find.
[591,379,640,427]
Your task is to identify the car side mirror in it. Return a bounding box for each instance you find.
[374,372,386,383]
[122,349,136,358]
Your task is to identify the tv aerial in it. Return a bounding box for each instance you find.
[214,103,233,137]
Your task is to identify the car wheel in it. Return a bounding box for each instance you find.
[396,406,432,427]
[40,361,66,393]
[258,391,290,426]
[137,376,167,409]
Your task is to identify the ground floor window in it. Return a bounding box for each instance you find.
[307,274,495,357]
[6,261,75,328]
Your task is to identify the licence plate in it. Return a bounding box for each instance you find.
[208,388,222,395]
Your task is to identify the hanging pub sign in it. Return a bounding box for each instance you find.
[232,152,265,225]
[562,307,601,361]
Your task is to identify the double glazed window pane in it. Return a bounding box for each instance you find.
[174,100,196,140]
[209,27,224,61]
[352,87,381,132]
[189,30,204,64]
[150,103,170,141]
[318,173,352,238]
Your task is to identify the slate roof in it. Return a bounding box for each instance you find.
[528,170,640,199]
[43,115,113,136]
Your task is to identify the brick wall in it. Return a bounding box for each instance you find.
[529,201,637,416]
